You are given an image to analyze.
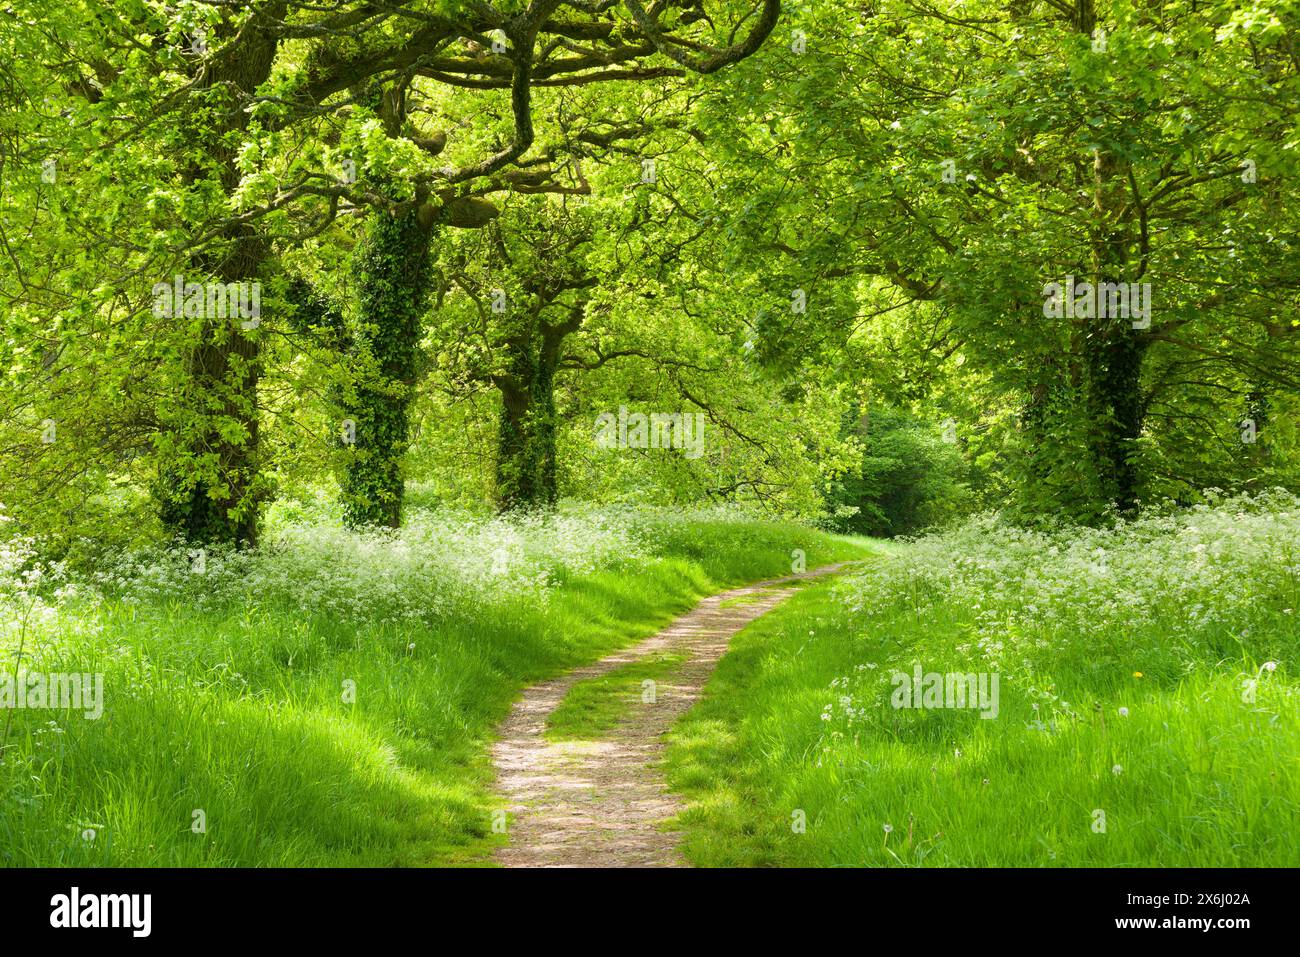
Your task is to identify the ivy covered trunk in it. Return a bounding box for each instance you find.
[340,208,434,528]
[533,335,560,508]
[157,231,265,546]
[157,10,283,546]
[1084,145,1147,515]
[494,323,564,511]
[1084,324,1147,513]
[495,334,539,510]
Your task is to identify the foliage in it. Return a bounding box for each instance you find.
[827,406,976,537]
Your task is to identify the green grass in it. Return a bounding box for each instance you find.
[0,511,866,866]
[718,587,784,609]
[665,516,1300,867]
[544,651,686,741]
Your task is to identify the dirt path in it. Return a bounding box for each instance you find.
[491,563,850,867]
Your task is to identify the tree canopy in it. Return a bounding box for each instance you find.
[2,0,1297,547]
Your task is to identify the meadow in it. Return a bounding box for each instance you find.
[0,502,862,866]
[665,492,1300,867]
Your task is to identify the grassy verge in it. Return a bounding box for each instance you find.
[665,496,1300,866]
[0,506,865,866]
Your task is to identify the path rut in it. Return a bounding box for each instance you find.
[491,563,849,867]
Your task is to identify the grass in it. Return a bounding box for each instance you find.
[544,651,686,741]
[665,496,1300,867]
[0,506,867,866]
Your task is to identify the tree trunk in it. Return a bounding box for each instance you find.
[1075,0,1146,516]
[157,247,264,546]
[495,334,539,510]
[533,325,564,507]
[1083,326,1147,512]
[340,208,434,528]
[1085,141,1146,515]
[158,10,284,546]
[494,321,565,511]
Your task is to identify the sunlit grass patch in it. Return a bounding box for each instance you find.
[666,493,1300,867]
[0,504,867,866]
[545,652,687,742]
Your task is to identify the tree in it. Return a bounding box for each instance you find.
[673,0,1300,520]
[239,0,784,528]
[2,0,785,539]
